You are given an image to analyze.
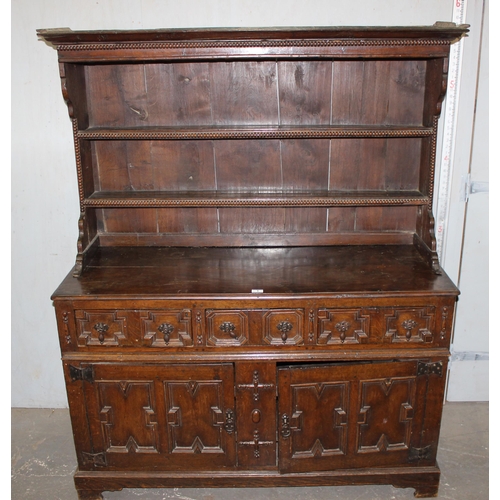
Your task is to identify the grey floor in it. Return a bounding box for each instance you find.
[12,402,488,499]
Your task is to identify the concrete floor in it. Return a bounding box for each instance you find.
[11,402,488,499]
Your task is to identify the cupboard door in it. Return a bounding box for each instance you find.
[278,360,446,473]
[65,363,236,471]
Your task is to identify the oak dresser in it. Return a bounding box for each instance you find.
[38,23,468,499]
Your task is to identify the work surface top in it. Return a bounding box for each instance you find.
[52,245,459,299]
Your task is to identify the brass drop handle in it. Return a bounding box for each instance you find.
[219,321,238,338]
[402,319,418,341]
[277,321,293,343]
[93,323,109,344]
[335,320,350,343]
[158,323,174,344]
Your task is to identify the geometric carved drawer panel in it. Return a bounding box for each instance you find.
[140,310,193,347]
[384,307,435,344]
[205,310,249,347]
[317,308,370,345]
[75,310,130,347]
[262,309,304,346]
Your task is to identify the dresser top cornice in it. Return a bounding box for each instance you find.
[37,23,469,45]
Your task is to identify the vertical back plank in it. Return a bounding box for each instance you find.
[152,141,216,191]
[144,62,213,126]
[331,61,426,125]
[86,65,148,127]
[285,208,327,233]
[157,208,219,234]
[278,61,332,125]
[210,61,279,125]
[94,141,154,191]
[219,208,285,234]
[385,61,426,125]
[215,140,282,192]
[103,208,158,233]
[281,139,330,191]
[327,207,356,232]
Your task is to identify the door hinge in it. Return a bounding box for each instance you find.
[461,173,489,202]
[408,445,433,462]
[417,361,443,377]
[81,451,107,467]
[69,364,94,383]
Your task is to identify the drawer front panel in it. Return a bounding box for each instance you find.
[140,310,193,347]
[60,299,453,352]
[317,308,371,345]
[75,310,132,347]
[383,307,436,344]
[262,309,304,346]
[315,305,447,348]
[206,310,249,346]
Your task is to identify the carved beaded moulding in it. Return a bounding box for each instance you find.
[57,38,452,51]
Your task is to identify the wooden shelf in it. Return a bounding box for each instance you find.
[78,125,434,141]
[53,245,459,297]
[84,190,429,208]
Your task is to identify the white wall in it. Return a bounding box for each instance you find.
[12,0,483,407]
[443,0,489,401]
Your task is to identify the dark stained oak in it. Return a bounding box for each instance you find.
[53,245,458,298]
[39,23,468,500]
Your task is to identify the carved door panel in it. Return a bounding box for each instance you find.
[67,362,236,471]
[278,360,446,473]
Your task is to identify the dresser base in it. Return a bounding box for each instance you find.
[74,465,440,499]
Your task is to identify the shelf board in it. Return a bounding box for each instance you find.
[77,125,433,141]
[52,245,459,297]
[84,190,429,208]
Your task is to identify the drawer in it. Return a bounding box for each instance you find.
[316,306,441,346]
[204,308,305,347]
[140,310,193,347]
[382,306,436,344]
[75,310,132,347]
[317,308,370,345]
[206,310,249,346]
[73,308,194,349]
[61,301,452,352]
[262,309,304,346]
